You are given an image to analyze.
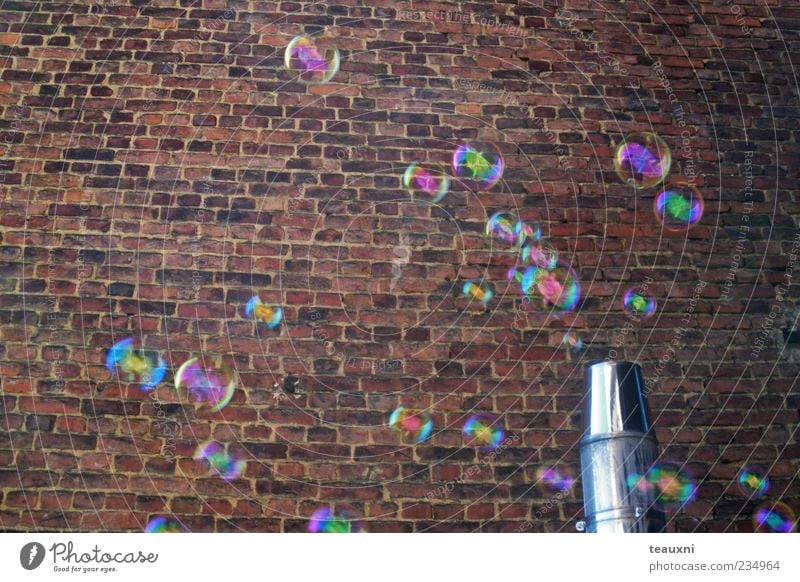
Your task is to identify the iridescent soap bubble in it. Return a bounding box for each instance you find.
[389,406,433,443]
[561,331,584,353]
[622,287,657,321]
[245,295,283,329]
[753,502,796,533]
[485,211,518,246]
[462,279,494,306]
[521,262,581,313]
[309,508,365,533]
[655,184,704,231]
[175,357,235,412]
[521,241,557,270]
[614,132,671,188]
[193,440,246,481]
[738,467,769,498]
[403,163,450,202]
[453,143,504,190]
[536,466,575,495]
[507,266,524,284]
[462,413,504,449]
[627,462,696,512]
[284,35,340,83]
[144,516,187,533]
[106,337,166,390]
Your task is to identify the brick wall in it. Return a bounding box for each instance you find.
[1,0,798,532]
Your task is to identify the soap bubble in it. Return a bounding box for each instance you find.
[622,287,657,321]
[655,184,704,231]
[389,406,433,443]
[284,35,340,83]
[627,462,696,512]
[561,331,584,353]
[452,143,504,190]
[521,262,581,313]
[738,467,769,498]
[175,357,235,412]
[485,211,519,246]
[753,502,796,533]
[193,440,246,481]
[403,163,449,202]
[507,266,524,284]
[144,516,187,533]
[105,337,166,390]
[462,279,494,306]
[309,507,365,533]
[536,466,575,495]
[521,240,558,270]
[614,132,671,189]
[245,296,283,329]
[462,414,504,449]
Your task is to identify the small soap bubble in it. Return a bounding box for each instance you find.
[614,132,671,189]
[245,295,283,329]
[753,502,796,533]
[144,516,187,533]
[655,184,704,231]
[309,507,365,533]
[485,211,518,246]
[452,142,504,190]
[175,357,235,412]
[738,467,769,498]
[462,279,494,306]
[462,414,504,450]
[105,337,166,390]
[507,266,524,284]
[389,406,433,443]
[284,35,340,83]
[561,331,584,353]
[536,466,575,495]
[622,287,657,321]
[193,440,246,481]
[403,163,449,202]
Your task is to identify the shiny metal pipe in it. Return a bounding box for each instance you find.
[578,361,666,533]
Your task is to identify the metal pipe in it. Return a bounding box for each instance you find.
[578,361,666,533]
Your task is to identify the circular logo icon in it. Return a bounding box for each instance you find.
[20,542,46,570]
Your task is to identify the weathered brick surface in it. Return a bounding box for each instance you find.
[0,0,799,532]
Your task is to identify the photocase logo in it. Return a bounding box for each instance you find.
[20,542,45,570]
[390,234,411,291]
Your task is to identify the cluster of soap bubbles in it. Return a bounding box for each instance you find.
[734,467,795,533]
[627,462,697,512]
[402,142,504,206]
[614,131,704,232]
[308,508,365,533]
[389,408,507,451]
[193,441,247,481]
[106,338,166,390]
